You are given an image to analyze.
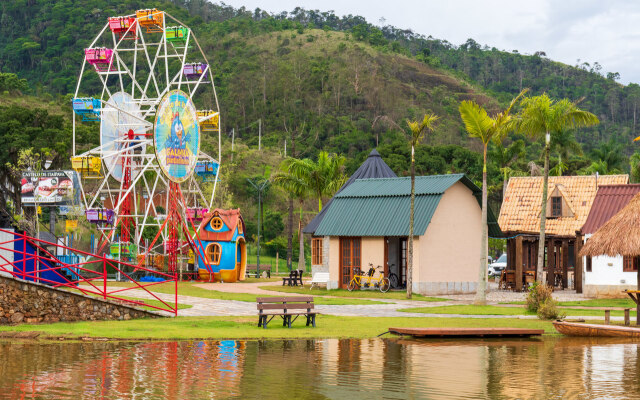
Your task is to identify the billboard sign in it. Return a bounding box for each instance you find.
[21,170,80,206]
[153,90,200,183]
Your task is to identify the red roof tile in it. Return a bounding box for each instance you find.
[198,208,244,242]
[581,184,640,234]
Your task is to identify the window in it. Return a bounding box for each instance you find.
[623,256,640,272]
[210,217,223,230]
[312,238,323,265]
[238,221,243,235]
[206,243,222,265]
[551,196,562,217]
[586,256,592,272]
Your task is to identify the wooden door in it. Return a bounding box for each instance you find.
[339,237,361,289]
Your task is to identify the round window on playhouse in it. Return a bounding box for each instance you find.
[210,217,223,230]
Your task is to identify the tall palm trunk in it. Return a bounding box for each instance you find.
[298,206,305,272]
[475,145,488,304]
[287,197,293,271]
[407,145,415,299]
[536,133,550,282]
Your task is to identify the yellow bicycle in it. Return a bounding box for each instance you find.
[347,264,390,293]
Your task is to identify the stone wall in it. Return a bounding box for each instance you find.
[0,275,162,325]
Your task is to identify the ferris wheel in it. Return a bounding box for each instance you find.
[71,9,220,271]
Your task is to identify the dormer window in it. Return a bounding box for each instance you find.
[551,196,562,217]
[545,186,574,219]
[210,217,223,230]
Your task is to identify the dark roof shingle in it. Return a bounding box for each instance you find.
[581,184,640,234]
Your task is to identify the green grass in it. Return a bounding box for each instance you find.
[259,285,449,302]
[0,315,557,340]
[82,282,384,306]
[400,305,637,317]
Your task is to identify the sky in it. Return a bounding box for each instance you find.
[216,0,640,85]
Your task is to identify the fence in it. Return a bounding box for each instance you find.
[0,228,178,315]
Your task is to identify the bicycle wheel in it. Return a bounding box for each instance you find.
[379,278,390,293]
[347,279,358,292]
[388,273,399,289]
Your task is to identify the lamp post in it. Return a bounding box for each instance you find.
[247,178,270,275]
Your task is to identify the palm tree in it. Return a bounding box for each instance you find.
[489,138,525,198]
[274,152,347,271]
[406,114,439,299]
[459,89,527,305]
[518,94,599,283]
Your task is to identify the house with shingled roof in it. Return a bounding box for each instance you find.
[312,173,501,295]
[579,184,640,297]
[498,174,628,292]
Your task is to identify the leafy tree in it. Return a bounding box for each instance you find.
[517,94,599,283]
[406,113,438,299]
[274,152,346,271]
[459,89,526,304]
[489,139,525,198]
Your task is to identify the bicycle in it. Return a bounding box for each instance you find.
[347,264,390,293]
[387,263,399,289]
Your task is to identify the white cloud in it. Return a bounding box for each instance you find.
[217,0,639,83]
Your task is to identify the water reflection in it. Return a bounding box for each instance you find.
[1,337,640,399]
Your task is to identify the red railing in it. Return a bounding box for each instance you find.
[0,228,178,315]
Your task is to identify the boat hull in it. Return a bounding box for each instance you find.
[553,321,640,337]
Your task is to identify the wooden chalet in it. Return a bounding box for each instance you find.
[498,174,628,291]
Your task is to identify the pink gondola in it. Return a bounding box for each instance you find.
[85,48,114,71]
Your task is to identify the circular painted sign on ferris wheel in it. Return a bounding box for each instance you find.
[154,90,200,183]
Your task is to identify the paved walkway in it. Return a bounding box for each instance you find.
[80,281,627,321]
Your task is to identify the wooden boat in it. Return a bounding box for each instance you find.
[388,327,544,338]
[553,320,640,337]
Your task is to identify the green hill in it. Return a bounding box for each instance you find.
[1,0,639,252]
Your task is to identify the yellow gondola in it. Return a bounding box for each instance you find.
[71,156,102,178]
[136,9,163,32]
[197,110,219,130]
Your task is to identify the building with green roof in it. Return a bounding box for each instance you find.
[310,174,501,295]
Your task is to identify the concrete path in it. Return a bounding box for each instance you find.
[80,282,626,321]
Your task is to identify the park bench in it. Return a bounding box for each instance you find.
[256,296,318,328]
[282,269,303,286]
[246,264,271,278]
[310,272,330,289]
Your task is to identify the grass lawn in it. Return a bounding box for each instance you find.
[400,305,636,317]
[80,282,385,306]
[0,315,557,340]
[259,285,448,302]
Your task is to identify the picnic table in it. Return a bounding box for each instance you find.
[282,270,303,286]
[256,296,318,328]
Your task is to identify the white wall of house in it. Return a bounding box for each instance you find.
[416,181,481,295]
[583,233,638,297]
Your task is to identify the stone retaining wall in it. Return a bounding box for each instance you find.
[0,275,163,325]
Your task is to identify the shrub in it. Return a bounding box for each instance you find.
[537,299,566,320]
[526,282,553,312]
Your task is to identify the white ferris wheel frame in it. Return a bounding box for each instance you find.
[71,10,221,247]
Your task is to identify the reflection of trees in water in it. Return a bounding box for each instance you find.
[5,338,640,398]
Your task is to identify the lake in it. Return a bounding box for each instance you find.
[1,337,639,399]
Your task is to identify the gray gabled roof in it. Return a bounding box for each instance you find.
[303,149,397,234]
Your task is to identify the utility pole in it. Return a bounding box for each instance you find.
[247,178,270,275]
[231,128,235,162]
[258,118,262,151]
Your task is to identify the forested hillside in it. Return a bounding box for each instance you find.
[2,0,640,248]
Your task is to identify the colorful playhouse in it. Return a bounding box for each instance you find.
[195,209,246,282]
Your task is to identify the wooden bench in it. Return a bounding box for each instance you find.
[604,308,632,326]
[256,296,318,328]
[310,272,330,289]
[246,264,271,278]
[282,269,303,286]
